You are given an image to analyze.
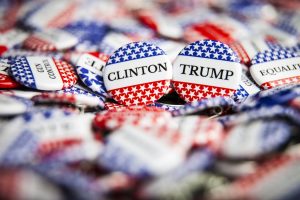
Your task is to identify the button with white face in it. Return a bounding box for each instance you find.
[103,41,172,106]
[172,40,242,102]
[10,56,78,91]
[250,49,300,90]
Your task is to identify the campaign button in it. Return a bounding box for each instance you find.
[172,40,242,102]
[232,68,261,103]
[250,49,300,90]
[10,56,78,91]
[23,29,78,51]
[76,52,109,97]
[0,94,33,116]
[103,42,172,106]
[0,58,21,88]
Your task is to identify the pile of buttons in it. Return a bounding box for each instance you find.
[1,0,300,199]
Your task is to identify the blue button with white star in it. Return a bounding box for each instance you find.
[10,56,78,91]
[172,40,242,102]
[103,41,172,106]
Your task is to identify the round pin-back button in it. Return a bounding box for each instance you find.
[172,40,242,102]
[0,58,21,88]
[250,49,300,90]
[103,41,172,106]
[10,56,78,90]
[0,94,33,116]
[76,52,109,97]
[23,29,78,51]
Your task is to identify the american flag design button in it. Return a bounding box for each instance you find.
[10,56,78,90]
[23,29,78,51]
[172,40,242,102]
[76,52,109,98]
[0,58,21,88]
[250,49,300,90]
[103,42,172,106]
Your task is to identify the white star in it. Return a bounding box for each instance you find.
[215,41,222,46]
[118,50,124,56]
[142,46,148,51]
[130,43,135,48]
[115,56,120,62]
[157,82,163,87]
[123,88,129,94]
[145,90,151,96]
[120,95,126,101]
[203,87,209,93]
[128,93,134,99]
[150,44,156,49]
[140,85,146,90]
[139,52,145,57]
[148,50,153,56]
[210,46,216,52]
[134,99,139,105]
[142,98,148,104]
[205,52,210,57]
[134,47,140,52]
[186,84,192,90]
[207,41,213,45]
[198,93,203,98]
[188,49,194,55]
[219,89,226,95]
[148,84,154,89]
[131,87,137,93]
[181,90,187,96]
[178,83,184,89]
[202,45,208,51]
[136,92,142,98]
[194,86,200,91]
[153,89,160,95]
[193,44,200,50]
[190,91,195,97]
[211,88,217,94]
[126,49,132,54]
[196,51,202,56]
[213,53,219,58]
[156,49,162,54]
[115,90,121,96]
[131,53,137,59]
[123,54,130,60]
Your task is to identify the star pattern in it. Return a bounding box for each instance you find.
[106,41,165,65]
[172,81,235,102]
[60,84,106,102]
[76,53,109,98]
[232,84,250,103]
[109,80,170,106]
[251,49,299,64]
[178,40,240,62]
[10,56,37,89]
[0,58,20,88]
[52,59,78,89]
[261,76,300,90]
[152,102,184,112]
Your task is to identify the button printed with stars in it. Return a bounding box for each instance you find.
[172,40,242,102]
[250,49,300,90]
[10,56,78,90]
[76,52,109,97]
[103,42,172,106]
[0,58,20,88]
